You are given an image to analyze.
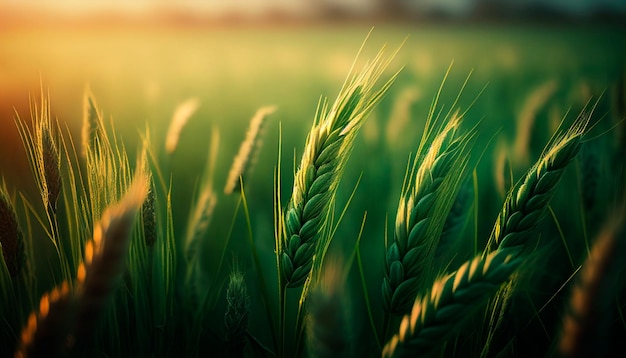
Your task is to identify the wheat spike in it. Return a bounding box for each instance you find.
[382,250,522,358]
[165,97,200,154]
[15,282,75,358]
[224,268,251,357]
[224,106,276,194]
[74,172,148,341]
[36,111,61,213]
[513,79,558,168]
[0,183,25,277]
[81,89,101,159]
[281,47,398,288]
[306,258,353,358]
[559,217,625,358]
[487,114,589,253]
[142,174,157,247]
[383,112,471,315]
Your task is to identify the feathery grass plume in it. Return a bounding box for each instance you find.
[15,282,75,358]
[0,182,25,277]
[281,46,399,288]
[383,111,473,315]
[558,216,625,358]
[382,250,522,358]
[74,172,148,342]
[224,105,277,194]
[513,79,558,168]
[224,268,251,357]
[306,258,353,358]
[165,97,200,154]
[487,113,589,253]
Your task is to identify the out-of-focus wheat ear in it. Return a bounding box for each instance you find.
[142,174,157,247]
[37,115,61,213]
[512,79,558,169]
[15,281,75,358]
[224,105,276,194]
[165,97,200,155]
[578,141,599,213]
[74,172,148,342]
[382,250,522,358]
[184,185,217,261]
[81,89,102,159]
[558,217,625,358]
[306,258,353,358]
[0,183,25,278]
[224,268,251,358]
[493,138,512,201]
[487,112,589,253]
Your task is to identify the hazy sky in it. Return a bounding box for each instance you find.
[2,0,624,16]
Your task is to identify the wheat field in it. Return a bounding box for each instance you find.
[1,23,625,357]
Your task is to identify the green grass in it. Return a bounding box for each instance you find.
[1,23,625,357]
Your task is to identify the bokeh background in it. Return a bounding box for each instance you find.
[1,1,625,355]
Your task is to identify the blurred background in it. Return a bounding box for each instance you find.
[1,1,625,355]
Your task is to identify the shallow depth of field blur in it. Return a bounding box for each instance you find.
[1,0,625,356]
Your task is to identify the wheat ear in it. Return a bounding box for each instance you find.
[165,97,200,154]
[0,182,25,278]
[383,112,471,315]
[382,249,522,358]
[15,282,75,358]
[558,217,625,358]
[73,172,148,342]
[281,48,398,288]
[224,105,276,194]
[224,269,251,357]
[306,258,353,358]
[487,114,589,253]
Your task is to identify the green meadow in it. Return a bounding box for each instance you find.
[1,23,625,357]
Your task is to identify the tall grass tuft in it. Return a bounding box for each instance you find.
[281,46,399,288]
